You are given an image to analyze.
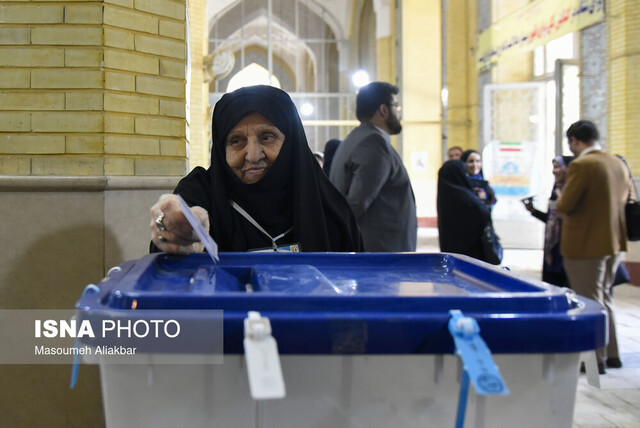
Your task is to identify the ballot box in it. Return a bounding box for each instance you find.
[74,252,605,428]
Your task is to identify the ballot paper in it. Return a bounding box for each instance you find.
[176,194,219,263]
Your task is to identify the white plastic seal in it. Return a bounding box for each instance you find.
[243,311,286,400]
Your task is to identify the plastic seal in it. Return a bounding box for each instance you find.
[243,312,285,400]
[455,317,477,337]
[245,311,272,340]
[107,266,122,276]
[448,310,508,395]
[83,284,99,295]
[70,284,100,389]
[448,309,509,428]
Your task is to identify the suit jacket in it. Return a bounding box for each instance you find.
[329,122,417,252]
[557,150,629,258]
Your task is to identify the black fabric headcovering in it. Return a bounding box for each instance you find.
[176,85,362,252]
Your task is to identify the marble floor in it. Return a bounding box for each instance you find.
[417,228,640,428]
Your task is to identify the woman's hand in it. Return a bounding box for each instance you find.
[149,194,210,254]
[473,187,487,200]
[521,197,534,213]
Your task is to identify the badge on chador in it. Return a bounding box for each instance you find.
[250,243,301,253]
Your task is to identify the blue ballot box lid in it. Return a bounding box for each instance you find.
[75,252,606,355]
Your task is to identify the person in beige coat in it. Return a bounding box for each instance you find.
[557,120,630,374]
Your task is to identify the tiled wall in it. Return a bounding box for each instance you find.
[0,0,195,176]
[187,0,210,169]
[446,0,478,151]
[608,0,640,175]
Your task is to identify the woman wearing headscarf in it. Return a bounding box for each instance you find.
[322,138,341,175]
[460,149,496,208]
[522,156,573,286]
[437,160,492,261]
[149,85,363,253]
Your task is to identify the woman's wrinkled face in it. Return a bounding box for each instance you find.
[466,152,482,176]
[225,113,285,184]
[552,160,567,183]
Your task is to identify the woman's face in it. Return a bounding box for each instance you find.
[225,113,285,184]
[466,152,482,176]
[552,160,567,183]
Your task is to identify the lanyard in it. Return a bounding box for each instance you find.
[230,201,293,250]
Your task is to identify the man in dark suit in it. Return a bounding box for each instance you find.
[329,82,417,252]
[557,120,629,374]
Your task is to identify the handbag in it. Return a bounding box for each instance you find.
[626,200,640,241]
[613,262,631,286]
[481,221,503,265]
[619,156,640,241]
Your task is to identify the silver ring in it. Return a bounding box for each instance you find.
[158,235,167,243]
[155,212,167,231]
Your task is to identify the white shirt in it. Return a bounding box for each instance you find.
[578,142,602,158]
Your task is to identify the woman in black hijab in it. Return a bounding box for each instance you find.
[437,160,491,261]
[150,85,363,253]
[460,149,496,208]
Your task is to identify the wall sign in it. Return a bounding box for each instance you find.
[477,0,604,69]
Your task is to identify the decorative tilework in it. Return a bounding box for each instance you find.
[581,23,607,147]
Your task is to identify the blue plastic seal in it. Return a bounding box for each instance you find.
[70,284,100,389]
[448,309,508,395]
[449,309,508,427]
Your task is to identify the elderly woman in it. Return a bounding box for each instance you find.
[150,85,363,253]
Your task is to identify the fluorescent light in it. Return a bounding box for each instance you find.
[300,102,314,116]
[352,70,370,88]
